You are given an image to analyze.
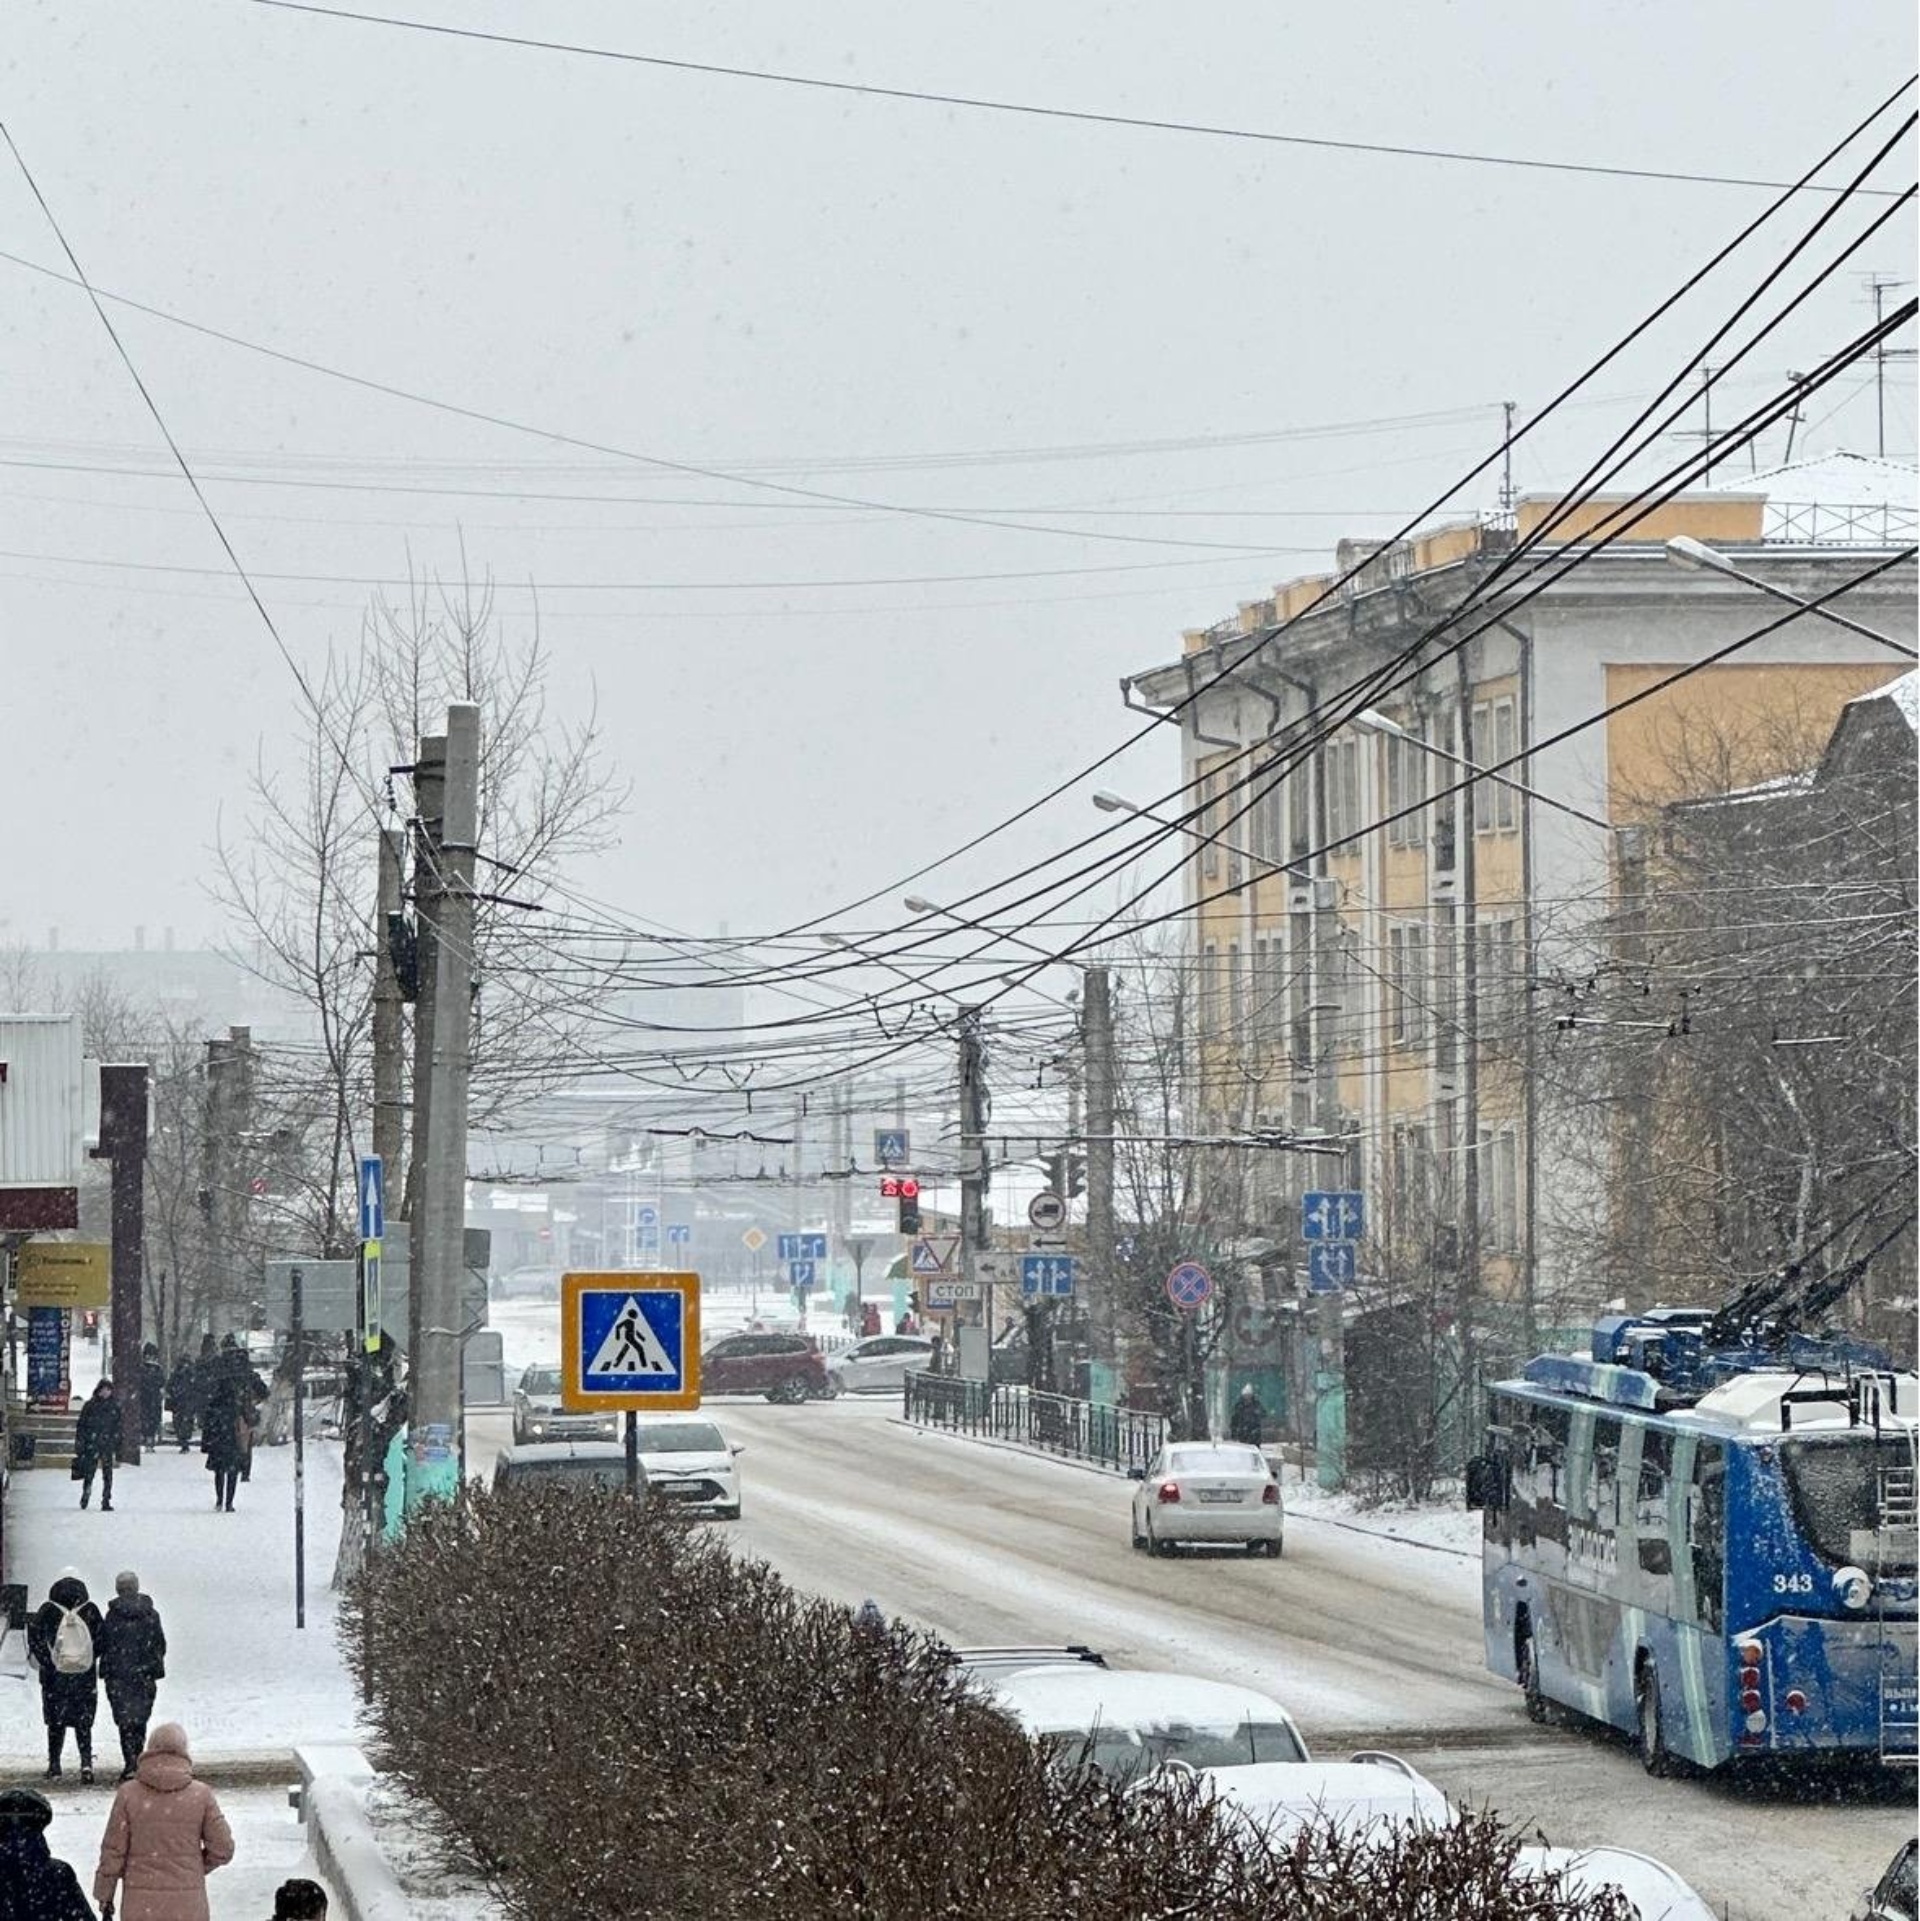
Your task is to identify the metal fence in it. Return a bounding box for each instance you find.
[903,1374,1165,1476]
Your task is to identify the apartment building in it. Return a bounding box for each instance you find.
[1123,455,1916,1351]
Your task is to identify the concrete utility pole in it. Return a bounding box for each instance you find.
[405,733,445,1361]
[957,1008,989,1336]
[407,704,479,1512]
[1456,655,1483,1438]
[203,1027,253,1336]
[1081,967,1118,1402]
[93,1063,149,1467]
[371,825,406,1179]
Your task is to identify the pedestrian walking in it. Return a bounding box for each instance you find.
[27,1569,104,1783]
[97,1572,168,1782]
[74,1381,124,1512]
[92,1723,234,1921]
[0,1785,95,1921]
[138,1347,166,1451]
[1228,1383,1266,1447]
[202,1340,268,1512]
[163,1355,200,1453]
[860,1300,882,1337]
[270,1878,329,1919]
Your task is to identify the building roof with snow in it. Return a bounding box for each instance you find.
[1716,451,1917,547]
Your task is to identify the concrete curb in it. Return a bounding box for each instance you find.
[304,1773,412,1921]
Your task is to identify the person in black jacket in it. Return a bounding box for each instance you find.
[166,1347,205,1452]
[1228,1383,1266,1447]
[0,1785,95,1920]
[203,1339,270,1511]
[74,1381,124,1512]
[138,1344,166,1450]
[96,1571,168,1782]
[26,1570,104,1782]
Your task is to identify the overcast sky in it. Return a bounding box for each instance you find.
[2,0,1913,956]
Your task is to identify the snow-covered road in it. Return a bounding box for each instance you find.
[466,1389,1914,1921]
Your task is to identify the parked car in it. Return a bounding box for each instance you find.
[1513,1846,1717,1921]
[512,1362,617,1444]
[826,1334,935,1396]
[491,1440,645,1502]
[1856,1839,1919,1921]
[1128,1441,1284,1557]
[945,1645,1109,1683]
[631,1414,743,1520]
[1192,1752,1450,1843]
[701,1331,829,1403]
[983,1667,1310,1785]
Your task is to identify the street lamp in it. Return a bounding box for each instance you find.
[1665,536,1915,661]
[1091,790,1306,878]
[902,896,1065,968]
[1351,708,1612,831]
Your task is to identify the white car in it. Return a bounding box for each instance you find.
[825,1334,935,1395]
[1195,1753,1450,1843]
[632,1413,744,1520]
[985,1666,1310,1784]
[1514,1846,1718,1921]
[1129,1441,1283,1556]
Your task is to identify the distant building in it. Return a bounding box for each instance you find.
[1122,457,1917,1362]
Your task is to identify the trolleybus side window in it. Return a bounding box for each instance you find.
[1588,1416,1622,1529]
[1516,1404,1570,1545]
[1636,1428,1674,1577]
[1689,1442,1727,1633]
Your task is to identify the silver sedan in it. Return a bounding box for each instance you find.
[825,1334,935,1396]
[1129,1441,1284,1557]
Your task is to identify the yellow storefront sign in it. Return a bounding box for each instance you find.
[15,1241,111,1309]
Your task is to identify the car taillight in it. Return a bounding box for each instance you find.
[1739,1666,1761,1690]
[1261,1483,1280,1505]
[1156,1480,1181,1504]
[1784,1689,1808,1714]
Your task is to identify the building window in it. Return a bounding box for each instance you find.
[1324,736,1362,850]
[1289,768,1313,865]
[1199,769,1220,877]
[1226,940,1245,1041]
[1384,726,1426,847]
[1289,909,1313,1063]
[1392,1122,1431,1223]
[1389,919,1428,1046]
[1198,943,1218,1040]
[1430,708,1459,869]
[1433,905,1458,1077]
[1477,1126,1520,1251]
[1328,920,1364,1052]
[1471,697,1520,834]
[1473,916,1523,1036]
[1251,764,1287,875]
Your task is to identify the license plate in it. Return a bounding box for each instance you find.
[1197,1489,1242,1504]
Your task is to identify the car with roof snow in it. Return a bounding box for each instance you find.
[980,1666,1310,1784]
[1186,1752,1450,1843]
[1513,1845,1717,1920]
[491,1440,646,1503]
[1128,1441,1283,1556]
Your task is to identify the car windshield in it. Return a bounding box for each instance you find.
[1886,1842,1918,1917]
[1779,1437,1918,1575]
[520,1366,561,1396]
[1137,1717,1307,1769]
[636,1422,726,1453]
[1038,1726,1148,1781]
[1167,1447,1267,1476]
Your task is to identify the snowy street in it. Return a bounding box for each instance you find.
[468,1385,1911,1921]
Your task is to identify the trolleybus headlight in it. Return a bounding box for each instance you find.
[1744,1709,1768,1734]
[1738,1641,1764,1667]
[1833,1565,1873,1610]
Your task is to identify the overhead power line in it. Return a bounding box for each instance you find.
[249,1,1912,200]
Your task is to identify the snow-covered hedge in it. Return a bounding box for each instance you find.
[345,1485,1625,1920]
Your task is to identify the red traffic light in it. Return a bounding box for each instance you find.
[880,1175,920,1199]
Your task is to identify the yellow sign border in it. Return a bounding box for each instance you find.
[560,1270,702,1413]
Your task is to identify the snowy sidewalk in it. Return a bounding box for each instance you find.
[1,1431,362,1766]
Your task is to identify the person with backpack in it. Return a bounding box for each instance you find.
[0,1785,96,1920]
[92,1723,234,1921]
[27,1569,105,1783]
[97,1571,168,1783]
[74,1381,124,1512]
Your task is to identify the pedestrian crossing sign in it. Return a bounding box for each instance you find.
[561,1271,702,1412]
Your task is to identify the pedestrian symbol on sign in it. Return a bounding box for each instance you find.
[586,1296,676,1377]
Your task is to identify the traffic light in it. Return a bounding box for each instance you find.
[1066,1154,1086,1200]
[889,1175,922,1235]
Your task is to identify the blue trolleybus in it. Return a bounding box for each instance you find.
[1467,1318,1918,1773]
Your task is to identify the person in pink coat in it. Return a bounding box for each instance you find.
[92,1722,234,1921]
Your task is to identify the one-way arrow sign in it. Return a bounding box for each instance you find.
[358,1155,384,1243]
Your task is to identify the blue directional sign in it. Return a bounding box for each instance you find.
[667,1223,692,1247]
[358,1155,384,1243]
[1165,1261,1214,1310]
[788,1259,817,1289]
[1308,1242,1357,1294]
[777,1232,828,1262]
[1302,1190,1365,1243]
[875,1128,911,1167]
[562,1272,701,1412]
[1021,1254,1077,1298]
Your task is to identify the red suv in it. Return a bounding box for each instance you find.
[701,1332,829,1403]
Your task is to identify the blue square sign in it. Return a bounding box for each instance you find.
[563,1273,701,1411]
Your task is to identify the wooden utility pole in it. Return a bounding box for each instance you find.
[93,1062,149,1467]
[1082,967,1118,1399]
